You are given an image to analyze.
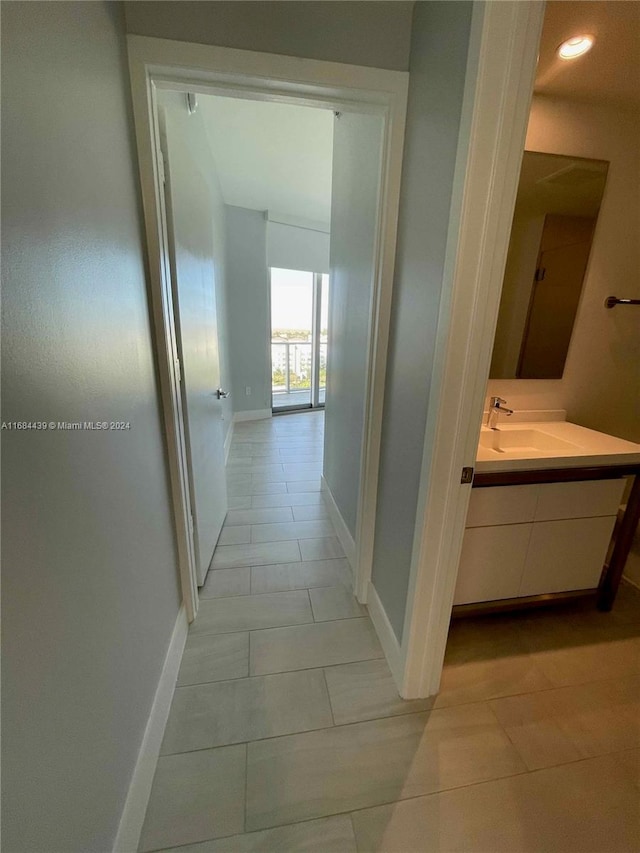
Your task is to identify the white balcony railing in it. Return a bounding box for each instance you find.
[271,341,327,396]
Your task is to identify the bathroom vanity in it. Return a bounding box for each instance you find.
[453,418,640,614]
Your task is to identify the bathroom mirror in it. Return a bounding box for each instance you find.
[490,151,608,379]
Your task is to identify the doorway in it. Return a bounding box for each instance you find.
[270,268,329,412]
[127,35,408,627]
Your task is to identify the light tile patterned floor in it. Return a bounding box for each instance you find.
[139,411,640,852]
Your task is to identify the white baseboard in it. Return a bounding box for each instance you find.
[113,604,188,853]
[223,418,235,464]
[320,478,406,696]
[233,408,272,423]
[321,475,356,572]
[366,580,404,692]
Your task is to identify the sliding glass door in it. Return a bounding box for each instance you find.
[317,274,329,406]
[270,268,329,411]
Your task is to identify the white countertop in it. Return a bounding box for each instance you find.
[476,420,640,473]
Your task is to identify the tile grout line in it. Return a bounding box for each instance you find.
[243,741,249,835]
[173,629,640,761]
[159,702,454,758]
[181,635,640,713]
[186,760,571,848]
[240,756,584,840]
[149,745,575,853]
[305,583,315,621]
[348,812,360,851]
[483,698,532,773]
[247,630,252,680]
[321,667,337,727]
[436,678,584,709]
[193,612,374,640]
[151,744,540,853]
[158,720,640,766]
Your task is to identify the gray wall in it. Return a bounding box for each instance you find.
[1,3,181,851]
[124,1,414,71]
[225,207,272,413]
[371,1,475,640]
[324,112,384,538]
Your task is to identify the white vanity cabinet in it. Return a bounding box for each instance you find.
[453,478,626,605]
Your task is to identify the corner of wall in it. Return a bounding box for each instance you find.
[321,476,356,570]
[366,581,404,690]
[225,206,271,413]
[113,605,188,853]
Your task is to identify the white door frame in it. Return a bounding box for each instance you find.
[126,35,408,622]
[396,1,546,697]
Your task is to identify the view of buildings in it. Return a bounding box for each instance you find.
[271,331,327,392]
[270,268,329,400]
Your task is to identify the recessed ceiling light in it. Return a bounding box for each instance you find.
[557,35,595,60]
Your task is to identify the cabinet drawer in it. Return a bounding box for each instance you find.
[518,516,616,597]
[534,479,626,521]
[454,524,532,605]
[466,485,537,527]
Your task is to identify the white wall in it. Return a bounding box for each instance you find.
[488,95,640,443]
[370,0,475,641]
[2,3,181,850]
[266,220,330,274]
[225,206,272,414]
[323,111,384,538]
[124,1,414,71]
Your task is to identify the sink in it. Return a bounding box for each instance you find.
[479,428,581,456]
[475,418,640,472]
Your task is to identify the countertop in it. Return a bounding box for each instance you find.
[476,420,640,474]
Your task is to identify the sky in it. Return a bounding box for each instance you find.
[271,268,329,331]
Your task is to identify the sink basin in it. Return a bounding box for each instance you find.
[475,418,640,472]
[479,428,581,456]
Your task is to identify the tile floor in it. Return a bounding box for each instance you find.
[139,411,640,852]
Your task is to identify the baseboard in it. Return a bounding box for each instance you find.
[622,573,640,591]
[321,475,356,572]
[366,580,404,691]
[233,408,272,423]
[113,604,188,853]
[223,418,235,464]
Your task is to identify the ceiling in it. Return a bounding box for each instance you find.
[535,1,640,108]
[194,3,638,222]
[199,94,334,226]
[516,151,608,218]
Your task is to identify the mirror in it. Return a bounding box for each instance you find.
[490,151,608,379]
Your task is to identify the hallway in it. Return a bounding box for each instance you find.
[139,411,640,853]
[140,411,389,851]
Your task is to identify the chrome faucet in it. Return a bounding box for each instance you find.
[487,396,514,430]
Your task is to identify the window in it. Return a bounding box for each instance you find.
[270,268,330,410]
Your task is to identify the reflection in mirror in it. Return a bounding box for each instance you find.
[490,152,608,379]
